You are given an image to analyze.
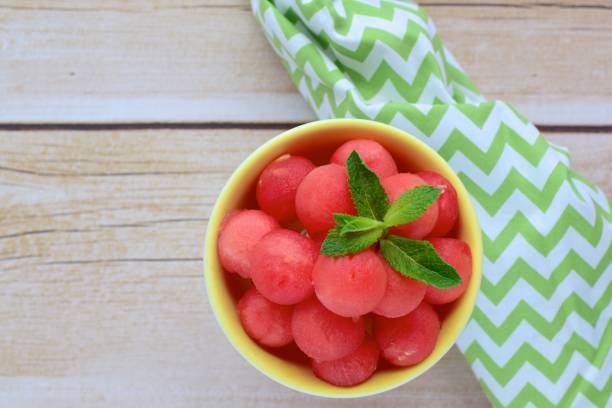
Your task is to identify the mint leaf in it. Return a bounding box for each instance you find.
[321,226,383,256]
[346,151,389,221]
[333,213,385,235]
[379,235,461,288]
[383,186,442,227]
[333,213,364,229]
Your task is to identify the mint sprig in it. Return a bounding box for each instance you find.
[383,185,441,227]
[379,235,461,288]
[334,214,385,235]
[320,150,461,289]
[320,226,383,256]
[346,151,389,220]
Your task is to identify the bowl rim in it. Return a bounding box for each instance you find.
[204,118,482,398]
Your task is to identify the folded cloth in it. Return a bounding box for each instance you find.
[251,0,612,406]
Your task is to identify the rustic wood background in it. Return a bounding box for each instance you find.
[0,1,610,406]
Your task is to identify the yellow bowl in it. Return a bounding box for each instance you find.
[204,119,482,398]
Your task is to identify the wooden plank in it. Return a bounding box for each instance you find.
[1,1,611,125]
[0,128,609,406]
[544,132,612,191]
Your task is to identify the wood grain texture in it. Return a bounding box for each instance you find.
[1,0,611,125]
[2,1,610,406]
[0,128,609,406]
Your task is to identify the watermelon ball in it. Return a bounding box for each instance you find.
[237,287,293,348]
[331,139,398,178]
[425,238,472,305]
[292,297,365,361]
[374,302,440,367]
[313,249,387,317]
[381,173,439,239]
[295,164,356,235]
[250,229,317,305]
[256,155,316,223]
[312,337,380,387]
[310,234,325,251]
[373,257,427,318]
[217,210,279,278]
[417,171,459,237]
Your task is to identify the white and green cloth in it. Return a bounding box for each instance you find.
[251,0,611,406]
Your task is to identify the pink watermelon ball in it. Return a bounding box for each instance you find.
[374,302,440,367]
[331,139,398,178]
[292,297,365,362]
[310,234,325,252]
[381,173,439,239]
[217,210,279,278]
[373,257,427,318]
[237,287,293,348]
[250,229,317,305]
[256,155,316,223]
[295,164,356,235]
[424,238,472,305]
[312,337,380,387]
[417,171,459,237]
[313,249,387,317]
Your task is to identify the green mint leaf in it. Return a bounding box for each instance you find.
[383,186,442,227]
[333,213,385,235]
[346,151,389,221]
[333,213,361,229]
[320,226,383,256]
[379,235,461,288]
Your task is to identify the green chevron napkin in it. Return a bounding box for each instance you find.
[250,0,612,406]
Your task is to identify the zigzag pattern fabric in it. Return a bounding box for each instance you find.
[251,0,612,406]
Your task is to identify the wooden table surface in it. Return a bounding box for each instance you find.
[1,1,610,406]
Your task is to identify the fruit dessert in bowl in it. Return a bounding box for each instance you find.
[204,119,482,398]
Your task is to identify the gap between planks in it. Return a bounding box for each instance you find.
[0,122,611,134]
[3,1,612,11]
